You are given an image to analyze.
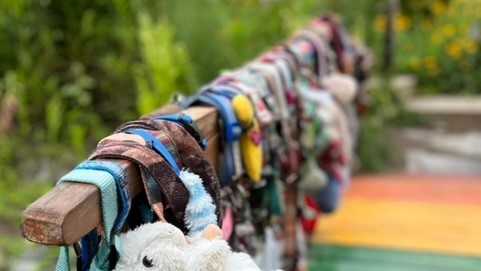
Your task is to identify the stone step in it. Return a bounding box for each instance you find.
[405,148,481,175]
[393,128,481,174]
[401,129,481,160]
[405,96,481,132]
[406,96,481,115]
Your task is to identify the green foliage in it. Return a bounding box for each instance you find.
[0,236,27,262]
[135,14,196,114]
[45,95,64,142]
[0,181,51,224]
[35,247,58,271]
[0,136,16,183]
[0,135,55,224]
[376,0,481,94]
[358,77,424,172]
[0,0,379,150]
[358,82,400,172]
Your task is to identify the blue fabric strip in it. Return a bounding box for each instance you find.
[178,89,242,186]
[198,92,242,142]
[153,114,208,150]
[125,128,180,176]
[80,230,100,271]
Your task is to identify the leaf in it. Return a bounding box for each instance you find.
[45,95,64,142]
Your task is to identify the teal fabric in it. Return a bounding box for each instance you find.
[55,168,119,271]
[56,247,71,271]
[77,160,130,233]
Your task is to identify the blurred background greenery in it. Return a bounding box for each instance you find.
[0,0,480,269]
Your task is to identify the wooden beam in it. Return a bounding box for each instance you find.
[22,106,219,245]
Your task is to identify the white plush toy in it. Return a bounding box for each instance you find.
[322,73,357,106]
[113,222,261,271]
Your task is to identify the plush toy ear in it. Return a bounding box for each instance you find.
[179,170,218,237]
[201,224,223,241]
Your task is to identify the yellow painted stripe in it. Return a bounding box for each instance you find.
[314,198,481,257]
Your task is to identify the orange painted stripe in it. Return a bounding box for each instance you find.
[347,174,481,205]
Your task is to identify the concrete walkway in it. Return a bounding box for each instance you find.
[310,174,481,270]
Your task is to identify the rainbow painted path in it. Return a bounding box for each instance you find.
[310,175,481,270]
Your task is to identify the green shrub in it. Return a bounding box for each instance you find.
[373,0,481,94]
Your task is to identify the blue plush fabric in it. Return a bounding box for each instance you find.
[316,176,342,214]
[179,170,218,237]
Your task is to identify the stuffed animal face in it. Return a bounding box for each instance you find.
[114,222,261,271]
[114,222,188,271]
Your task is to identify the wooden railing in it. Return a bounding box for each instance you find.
[20,17,368,267]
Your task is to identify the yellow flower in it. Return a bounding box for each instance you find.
[421,20,433,30]
[409,58,421,71]
[374,15,386,33]
[424,57,440,75]
[432,1,448,16]
[446,42,463,59]
[431,33,443,45]
[395,15,411,32]
[464,40,478,54]
[374,14,410,33]
[441,25,456,39]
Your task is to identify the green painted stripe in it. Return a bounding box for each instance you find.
[309,245,481,271]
